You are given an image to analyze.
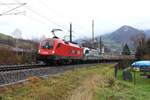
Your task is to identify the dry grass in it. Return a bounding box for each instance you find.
[68,66,114,100]
[0,64,115,100]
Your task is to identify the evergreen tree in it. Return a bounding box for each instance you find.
[122,44,131,55]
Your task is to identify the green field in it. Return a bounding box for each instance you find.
[0,64,150,100]
[94,70,150,100]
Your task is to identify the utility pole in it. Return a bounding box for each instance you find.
[92,20,94,47]
[100,36,102,54]
[70,23,72,42]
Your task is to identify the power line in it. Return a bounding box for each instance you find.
[0,1,89,38]
[0,1,52,37]
[25,15,51,27]
[0,3,26,16]
[37,0,75,32]
[1,11,26,16]
[0,1,52,27]
[0,3,25,5]
[12,0,86,39]
[13,0,70,32]
[37,0,89,34]
[37,0,70,24]
[0,1,26,16]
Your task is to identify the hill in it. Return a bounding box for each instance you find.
[0,33,13,39]
[0,33,15,48]
[105,25,145,43]
[0,33,38,64]
[76,25,150,53]
[144,30,150,38]
[99,25,150,53]
[0,32,38,50]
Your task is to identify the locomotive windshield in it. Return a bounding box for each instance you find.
[41,39,54,49]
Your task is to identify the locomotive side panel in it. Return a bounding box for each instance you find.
[54,41,83,59]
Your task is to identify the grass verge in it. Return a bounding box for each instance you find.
[93,69,150,100]
[1,64,149,100]
[0,64,114,100]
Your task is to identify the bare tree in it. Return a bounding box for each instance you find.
[130,33,146,59]
[130,33,145,48]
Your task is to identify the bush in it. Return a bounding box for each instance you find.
[0,48,30,64]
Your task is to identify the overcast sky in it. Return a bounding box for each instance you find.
[0,0,150,40]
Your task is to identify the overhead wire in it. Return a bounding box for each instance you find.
[0,3,24,5]
[0,3,26,16]
[0,1,56,40]
[1,0,90,35]
[0,1,48,26]
[36,0,89,35]
[13,0,70,33]
[9,0,88,39]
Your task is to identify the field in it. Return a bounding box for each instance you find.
[0,64,150,100]
[94,69,150,100]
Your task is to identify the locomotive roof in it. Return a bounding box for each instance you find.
[45,38,82,48]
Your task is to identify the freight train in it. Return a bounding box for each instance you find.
[37,29,101,64]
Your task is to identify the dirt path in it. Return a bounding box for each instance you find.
[67,74,106,100]
[67,67,111,100]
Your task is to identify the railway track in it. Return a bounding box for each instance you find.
[0,63,99,72]
[0,64,47,71]
[0,57,130,72]
[0,60,120,72]
[0,63,102,86]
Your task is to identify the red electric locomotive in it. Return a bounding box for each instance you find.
[38,29,83,64]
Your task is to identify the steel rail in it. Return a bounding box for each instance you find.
[0,63,47,71]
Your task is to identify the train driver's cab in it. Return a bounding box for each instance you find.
[41,39,54,49]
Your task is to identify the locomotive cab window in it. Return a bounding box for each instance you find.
[85,50,89,54]
[57,43,61,48]
[41,39,54,49]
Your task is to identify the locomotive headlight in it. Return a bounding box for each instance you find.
[52,50,55,54]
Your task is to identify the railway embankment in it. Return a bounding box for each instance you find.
[0,64,97,86]
[0,67,58,85]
